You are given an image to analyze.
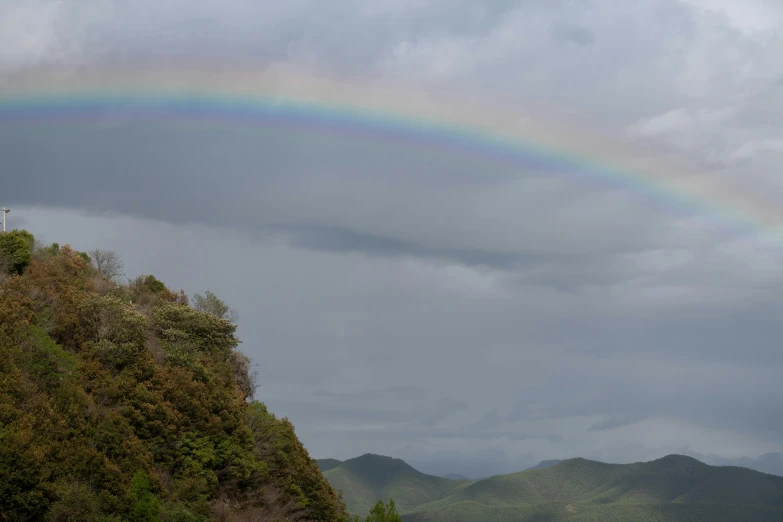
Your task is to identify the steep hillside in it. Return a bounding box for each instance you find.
[0,233,348,521]
[323,454,470,516]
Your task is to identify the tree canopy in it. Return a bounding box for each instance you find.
[193,290,238,323]
[0,229,34,274]
[365,499,403,522]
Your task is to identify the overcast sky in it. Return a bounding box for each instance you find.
[2,0,783,478]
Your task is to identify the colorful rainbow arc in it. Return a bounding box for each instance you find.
[0,65,780,250]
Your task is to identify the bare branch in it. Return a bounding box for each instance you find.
[90,249,125,280]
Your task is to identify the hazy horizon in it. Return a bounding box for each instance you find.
[316,449,783,480]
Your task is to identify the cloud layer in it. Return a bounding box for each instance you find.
[2,0,783,477]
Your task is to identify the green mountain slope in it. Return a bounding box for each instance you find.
[323,454,470,516]
[403,500,783,522]
[323,452,783,522]
[0,233,348,521]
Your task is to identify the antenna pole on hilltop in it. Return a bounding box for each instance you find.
[2,208,9,233]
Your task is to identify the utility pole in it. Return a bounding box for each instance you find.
[2,208,9,233]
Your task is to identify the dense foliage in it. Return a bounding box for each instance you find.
[0,231,348,522]
[364,500,402,522]
[0,229,34,275]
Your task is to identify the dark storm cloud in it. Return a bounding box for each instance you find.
[3,0,783,478]
[0,121,526,269]
[0,118,678,271]
[287,224,522,269]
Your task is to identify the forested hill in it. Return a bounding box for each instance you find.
[0,230,348,521]
[323,454,470,517]
[323,453,783,522]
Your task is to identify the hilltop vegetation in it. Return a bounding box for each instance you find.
[322,455,470,517]
[323,454,783,522]
[0,231,348,521]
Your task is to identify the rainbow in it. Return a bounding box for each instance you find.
[0,63,779,249]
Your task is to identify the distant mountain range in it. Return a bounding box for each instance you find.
[318,454,470,516]
[441,472,472,480]
[317,454,783,521]
[689,451,783,478]
[316,458,344,473]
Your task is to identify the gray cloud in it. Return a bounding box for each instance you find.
[588,414,646,432]
[467,409,502,431]
[286,224,522,269]
[2,0,783,478]
[424,396,470,425]
[550,23,595,47]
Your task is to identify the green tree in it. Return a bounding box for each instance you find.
[129,470,161,522]
[0,229,34,274]
[365,499,402,522]
[45,242,60,256]
[192,290,238,322]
